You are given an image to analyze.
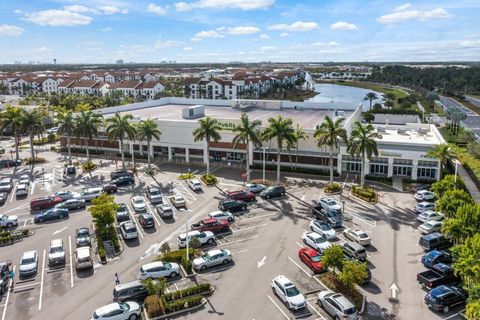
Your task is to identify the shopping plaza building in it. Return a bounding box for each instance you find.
[63,97,445,181]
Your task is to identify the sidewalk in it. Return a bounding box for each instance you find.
[457,163,480,202]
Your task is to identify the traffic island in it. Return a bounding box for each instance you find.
[0,229,33,246]
[201,173,218,186]
[323,182,342,195]
[316,271,365,313]
[350,185,378,204]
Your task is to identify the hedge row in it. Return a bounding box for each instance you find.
[145,294,203,317]
[164,283,211,302]
[352,185,377,202]
[201,173,217,185]
[324,182,342,193]
[156,249,194,264]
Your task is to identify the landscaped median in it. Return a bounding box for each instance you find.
[0,229,32,246]
[323,182,342,194]
[351,185,378,203]
[200,173,217,186]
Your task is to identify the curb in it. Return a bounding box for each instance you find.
[349,190,378,205]
[143,298,207,320]
[179,264,196,278]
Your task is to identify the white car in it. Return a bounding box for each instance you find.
[193,249,232,271]
[309,220,336,240]
[243,183,266,193]
[170,194,186,208]
[46,127,59,134]
[177,230,215,248]
[130,196,146,212]
[156,203,174,219]
[18,174,30,186]
[138,261,180,280]
[343,228,371,246]
[419,221,443,234]
[302,231,331,253]
[0,213,18,228]
[15,183,28,198]
[51,190,81,201]
[208,210,235,223]
[414,190,436,201]
[415,202,435,214]
[187,179,202,191]
[119,221,138,240]
[271,275,306,310]
[317,290,359,320]
[79,187,103,202]
[19,250,38,277]
[417,210,443,223]
[91,301,141,320]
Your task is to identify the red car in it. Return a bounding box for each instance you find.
[298,247,324,273]
[30,196,62,211]
[227,190,255,202]
[191,218,230,233]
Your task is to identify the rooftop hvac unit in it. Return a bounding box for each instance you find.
[182,105,205,119]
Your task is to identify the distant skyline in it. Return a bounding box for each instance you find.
[0,0,479,64]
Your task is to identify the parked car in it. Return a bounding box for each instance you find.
[419,233,451,251]
[111,175,135,186]
[419,221,443,234]
[156,203,173,219]
[64,165,76,175]
[130,196,146,212]
[91,301,141,320]
[113,280,148,302]
[18,174,30,185]
[417,263,459,290]
[75,227,91,247]
[302,231,331,253]
[55,199,86,210]
[116,203,130,223]
[0,192,7,205]
[0,178,13,193]
[260,185,286,199]
[138,213,155,228]
[413,184,431,193]
[0,213,18,228]
[177,230,215,248]
[75,247,93,270]
[46,126,59,134]
[34,208,69,223]
[110,169,134,180]
[119,221,138,240]
[187,179,202,191]
[30,196,62,211]
[48,239,65,266]
[313,197,343,228]
[343,228,371,246]
[271,275,306,310]
[0,159,21,169]
[0,262,10,295]
[418,211,443,223]
[170,195,186,208]
[138,261,180,280]
[243,183,266,193]
[103,184,118,194]
[218,199,247,213]
[421,250,452,269]
[79,187,103,202]
[424,285,467,313]
[415,202,436,214]
[342,241,367,261]
[146,186,163,204]
[298,247,324,273]
[191,218,230,233]
[15,183,28,198]
[208,210,235,223]
[19,250,38,277]
[193,249,232,271]
[228,190,255,202]
[317,290,359,320]
[50,190,81,201]
[415,190,436,201]
[309,220,336,240]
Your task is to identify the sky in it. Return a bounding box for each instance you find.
[0,0,479,64]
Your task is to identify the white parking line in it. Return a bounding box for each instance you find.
[232,249,249,254]
[68,236,74,288]
[442,310,466,320]
[296,242,303,248]
[126,204,144,239]
[231,223,268,234]
[51,169,55,187]
[267,294,290,320]
[38,249,46,310]
[241,212,279,222]
[217,235,259,247]
[144,200,161,227]
[2,203,29,214]
[288,257,312,278]
[31,182,36,195]
[216,238,223,245]
[9,182,17,203]
[14,281,41,290]
[307,301,325,319]
[1,266,14,320]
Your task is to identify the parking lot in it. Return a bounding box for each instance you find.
[0,139,469,320]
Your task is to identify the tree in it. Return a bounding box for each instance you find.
[363,92,378,110]
[105,112,136,169]
[442,204,480,244]
[142,277,167,296]
[431,174,463,198]
[160,242,170,255]
[261,115,296,184]
[321,245,345,273]
[74,110,103,165]
[452,233,480,289]
[20,109,44,162]
[347,122,381,188]
[56,110,75,165]
[362,111,375,123]
[0,105,23,160]
[232,113,262,181]
[339,260,369,289]
[192,116,221,175]
[466,300,480,320]
[436,189,473,219]
[292,125,308,171]
[137,118,161,171]
[426,144,455,179]
[89,194,117,240]
[314,115,348,185]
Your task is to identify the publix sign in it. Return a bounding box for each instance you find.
[218,121,237,130]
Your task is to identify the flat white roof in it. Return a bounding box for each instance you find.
[374,124,445,146]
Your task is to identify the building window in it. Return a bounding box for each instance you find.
[370,157,388,164]
[393,159,413,166]
[418,160,438,167]
[417,168,437,179]
[227,152,243,162]
[342,161,361,172]
[393,166,412,177]
[370,164,388,175]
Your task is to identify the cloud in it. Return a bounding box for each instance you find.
[191,37,202,42]
[63,5,97,14]
[395,3,411,12]
[195,30,224,38]
[0,24,24,37]
[98,6,128,15]
[101,27,112,32]
[377,6,451,24]
[154,40,183,48]
[261,46,276,51]
[22,10,93,26]
[147,3,167,15]
[195,26,260,38]
[183,47,193,51]
[174,0,274,11]
[226,26,260,35]
[330,21,357,31]
[258,34,270,39]
[268,21,318,32]
[279,32,289,37]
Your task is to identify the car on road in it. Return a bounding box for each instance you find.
[177,230,215,248]
[46,126,59,134]
[415,190,436,201]
[417,263,459,290]
[119,221,138,240]
[79,187,104,202]
[64,165,76,175]
[48,239,66,266]
[302,231,331,253]
[55,198,86,210]
[309,220,336,240]
[116,203,130,223]
[170,195,186,208]
[298,247,324,273]
[419,233,452,251]
[218,199,247,213]
[156,203,173,219]
[193,249,232,271]
[15,183,28,198]
[145,186,163,204]
[75,247,93,270]
[187,179,202,191]
[271,275,306,310]
[243,183,266,193]
[342,241,367,261]
[113,280,148,302]
[30,196,62,211]
[424,285,467,313]
[317,290,359,320]
[343,228,371,246]
[50,190,81,201]
[130,196,146,212]
[91,301,141,320]
[415,202,436,214]
[75,227,91,247]
[417,211,443,223]
[421,250,452,269]
[19,250,38,277]
[0,192,7,205]
[260,185,286,199]
[103,184,118,194]
[227,190,255,202]
[0,159,21,169]
[0,213,17,228]
[34,208,69,223]
[110,169,134,180]
[138,213,155,228]
[138,261,180,280]
[208,210,235,223]
[419,221,443,234]
[191,218,230,233]
[0,178,13,192]
[111,175,135,186]
[18,174,30,185]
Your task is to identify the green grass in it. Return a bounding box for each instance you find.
[456,99,480,115]
[439,126,470,144]
[330,80,408,99]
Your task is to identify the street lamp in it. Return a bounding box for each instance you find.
[180,209,191,261]
[261,147,269,182]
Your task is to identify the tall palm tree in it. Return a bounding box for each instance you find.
[0,105,23,160]
[426,144,455,179]
[137,119,161,171]
[193,116,221,175]
[232,113,262,181]
[56,110,75,165]
[363,92,378,111]
[74,111,103,164]
[21,110,44,162]
[293,125,308,171]
[261,115,296,184]
[314,116,348,184]
[347,122,381,188]
[105,112,136,169]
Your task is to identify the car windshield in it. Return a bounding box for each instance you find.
[344,307,356,315]
[285,286,300,297]
[78,230,89,237]
[319,223,330,231]
[202,253,212,261]
[21,257,35,265]
[314,235,326,243]
[0,214,6,220]
[358,233,368,239]
[133,198,143,204]
[150,189,161,195]
[310,255,321,262]
[50,247,63,253]
[119,302,130,311]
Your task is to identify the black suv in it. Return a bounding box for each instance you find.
[75,227,91,247]
[139,213,155,228]
[0,262,10,295]
[112,175,135,186]
[116,203,130,223]
[425,285,467,313]
[111,169,134,180]
[64,165,76,175]
[218,199,247,213]
[260,185,286,199]
[419,232,451,251]
[113,280,148,302]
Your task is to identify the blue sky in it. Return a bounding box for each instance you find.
[0,0,479,63]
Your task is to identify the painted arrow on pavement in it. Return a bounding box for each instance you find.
[390,283,399,299]
[52,227,69,235]
[257,256,267,268]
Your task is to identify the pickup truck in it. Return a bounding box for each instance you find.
[417,263,459,290]
[191,218,230,233]
[169,195,186,208]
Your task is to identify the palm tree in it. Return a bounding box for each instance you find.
[261,115,296,184]
[193,116,221,175]
[314,115,348,185]
[426,144,455,179]
[137,119,161,171]
[105,112,136,169]
[347,122,381,188]
[363,92,378,111]
[56,110,75,165]
[74,111,103,164]
[232,113,262,181]
[21,110,44,162]
[0,105,23,160]
[293,125,308,171]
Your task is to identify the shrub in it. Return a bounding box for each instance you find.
[352,186,377,202]
[318,272,364,310]
[24,157,47,165]
[201,173,217,185]
[82,161,97,172]
[98,246,106,262]
[164,295,203,313]
[324,183,342,193]
[160,242,171,255]
[164,283,211,302]
[178,172,194,180]
[181,256,193,274]
[156,249,194,264]
[188,237,201,249]
[365,175,393,186]
[47,133,57,142]
[145,295,164,317]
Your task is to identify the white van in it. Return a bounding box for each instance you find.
[187,179,202,191]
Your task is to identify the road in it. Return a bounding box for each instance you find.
[438,96,480,138]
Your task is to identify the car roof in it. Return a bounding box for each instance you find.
[122,221,135,228]
[206,249,223,256]
[203,218,218,223]
[345,241,364,249]
[143,261,165,269]
[190,179,200,183]
[115,280,143,290]
[431,285,454,297]
[433,263,452,271]
[332,293,355,308]
[301,248,320,257]
[50,239,63,246]
[141,213,153,218]
[76,247,90,257]
[423,232,443,240]
[94,302,121,315]
[307,232,323,238]
[274,275,294,286]
[22,250,37,258]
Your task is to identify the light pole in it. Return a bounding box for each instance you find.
[181,209,190,261]
[261,147,269,182]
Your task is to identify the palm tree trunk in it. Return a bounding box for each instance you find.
[67,134,72,165]
[29,133,35,161]
[14,130,19,160]
[147,139,151,170]
[206,144,210,175]
[295,141,299,172]
[439,162,443,179]
[276,149,281,184]
[329,146,334,184]
[245,139,250,181]
[85,140,90,163]
[360,151,366,188]
[119,138,125,169]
